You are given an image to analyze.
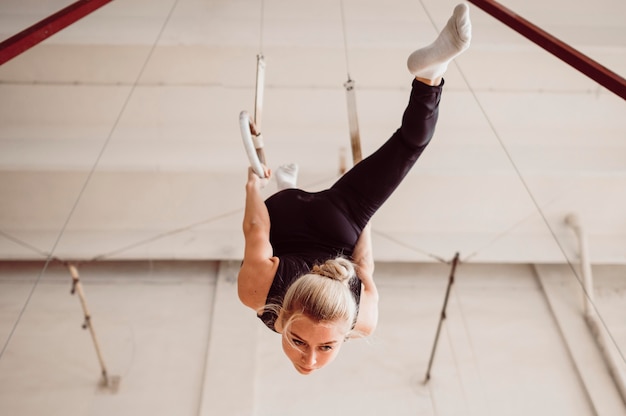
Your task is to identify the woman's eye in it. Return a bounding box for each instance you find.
[320,345,333,352]
[292,339,304,346]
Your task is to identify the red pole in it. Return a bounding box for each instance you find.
[468,0,626,100]
[0,0,115,66]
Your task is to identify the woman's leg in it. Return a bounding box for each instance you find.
[328,79,442,231]
[408,3,472,83]
[266,82,442,255]
[328,3,472,234]
[266,3,472,254]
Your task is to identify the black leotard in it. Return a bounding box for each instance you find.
[258,79,443,331]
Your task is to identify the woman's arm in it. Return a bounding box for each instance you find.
[237,167,280,310]
[351,223,379,337]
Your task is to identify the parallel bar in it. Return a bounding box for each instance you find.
[468,0,626,100]
[0,0,114,66]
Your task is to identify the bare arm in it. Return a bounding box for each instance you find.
[237,167,279,310]
[351,223,379,337]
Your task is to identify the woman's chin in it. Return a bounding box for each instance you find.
[294,364,316,375]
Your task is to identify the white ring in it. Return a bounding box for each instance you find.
[239,111,265,178]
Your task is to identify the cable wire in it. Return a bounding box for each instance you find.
[0,0,184,361]
[416,0,625,366]
[339,0,352,80]
[258,0,265,55]
[0,230,49,258]
[459,73,626,366]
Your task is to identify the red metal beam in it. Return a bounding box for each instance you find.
[468,0,626,100]
[0,0,114,66]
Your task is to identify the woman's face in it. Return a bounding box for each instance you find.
[281,315,348,375]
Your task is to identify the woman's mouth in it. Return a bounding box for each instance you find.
[296,364,315,374]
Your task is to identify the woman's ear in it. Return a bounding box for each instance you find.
[274,310,285,333]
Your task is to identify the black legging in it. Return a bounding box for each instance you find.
[265,79,442,259]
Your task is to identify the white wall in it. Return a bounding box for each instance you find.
[1,260,624,415]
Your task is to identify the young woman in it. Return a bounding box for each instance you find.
[238,3,471,375]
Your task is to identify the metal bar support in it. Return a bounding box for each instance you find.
[425,252,460,382]
[253,54,267,165]
[344,78,362,164]
[0,0,114,66]
[565,214,626,406]
[67,263,114,389]
[468,0,626,100]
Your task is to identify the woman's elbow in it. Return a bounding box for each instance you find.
[352,320,377,338]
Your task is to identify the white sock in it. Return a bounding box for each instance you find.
[407,3,472,80]
[276,163,299,190]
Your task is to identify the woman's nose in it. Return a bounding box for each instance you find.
[303,350,317,365]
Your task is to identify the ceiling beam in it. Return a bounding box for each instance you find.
[468,0,626,100]
[0,0,114,66]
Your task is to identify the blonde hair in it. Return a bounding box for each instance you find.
[278,257,358,334]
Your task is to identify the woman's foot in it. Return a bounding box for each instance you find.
[407,3,471,81]
[276,163,299,190]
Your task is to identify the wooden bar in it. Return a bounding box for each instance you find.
[468,0,625,99]
[0,0,114,65]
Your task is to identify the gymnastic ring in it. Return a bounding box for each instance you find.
[239,110,265,178]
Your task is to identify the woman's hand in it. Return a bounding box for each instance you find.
[247,165,271,189]
[351,223,378,337]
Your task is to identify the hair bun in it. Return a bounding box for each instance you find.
[311,257,355,284]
